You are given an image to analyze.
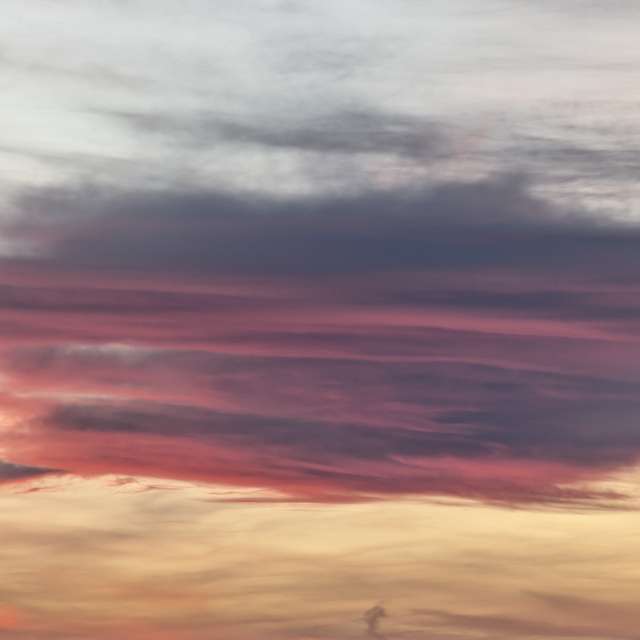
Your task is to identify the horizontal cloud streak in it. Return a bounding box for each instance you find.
[0,460,58,484]
[105,108,451,159]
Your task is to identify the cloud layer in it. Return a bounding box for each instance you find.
[1,175,639,506]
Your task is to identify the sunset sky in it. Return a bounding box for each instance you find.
[3,1,640,638]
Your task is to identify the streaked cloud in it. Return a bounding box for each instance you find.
[0,175,638,507]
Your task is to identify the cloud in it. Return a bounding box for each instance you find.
[105,108,451,160]
[0,460,58,484]
[10,173,638,278]
[364,604,387,639]
[411,607,636,639]
[1,175,640,506]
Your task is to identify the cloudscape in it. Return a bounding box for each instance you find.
[2,2,640,639]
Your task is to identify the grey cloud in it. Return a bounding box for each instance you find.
[104,108,451,159]
[12,174,640,279]
[0,459,57,483]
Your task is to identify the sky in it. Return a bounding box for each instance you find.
[2,1,640,638]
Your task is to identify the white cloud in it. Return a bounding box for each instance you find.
[1,0,640,211]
